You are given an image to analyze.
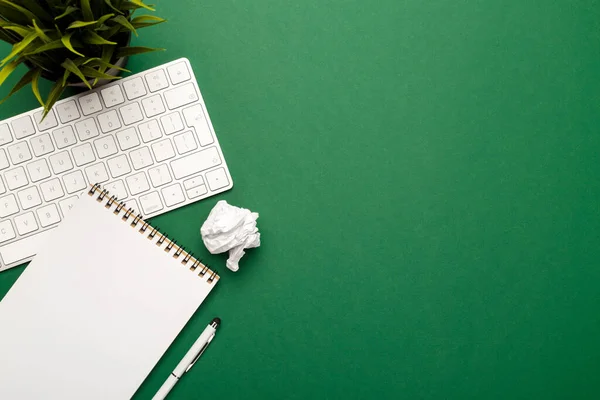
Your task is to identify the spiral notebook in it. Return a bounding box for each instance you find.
[0,185,219,399]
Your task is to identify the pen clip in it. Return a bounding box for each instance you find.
[185,333,215,373]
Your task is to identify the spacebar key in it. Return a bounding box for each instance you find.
[0,230,54,265]
[170,147,222,179]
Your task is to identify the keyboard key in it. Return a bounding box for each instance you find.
[170,147,221,179]
[0,177,5,194]
[105,180,127,200]
[183,176,204,190]
[161,183,185,207]
[55,100,80,123]
[33,109,58,131]
[0,220,16,243]
[126,171,150,195]
[7,141,32,164]
[49,151,74,174]
[97,110,122,133]
[141,94,166,117]
[206,167,230,191]
[30,133,55,156]
[148,164,172,187]
[11,115,35,139]
[151,139,175,162]
[186,184,208,199]
[119,102,144,125]
[160,112,184,135]
[0,229,52,265]
[26,159,51,182]
[79,92,103,115]
[174,131,198,154]
[72,143,96,166]
[52,126,77,149]
[129,147,153,170]
[63,170,87,194]
[183,104,214,146]
[145,69,169,92]
[0,149,8,170]
[167,62,191,85]
[116,127,141,151]
[84,162,109,183]
[37,203,61,227]
[123,77,147,100]
[164,82,198,110]
[139,119,162,143]
[58,195,78,217]
[75,118,100,141]
[17,186,42,210]
[14,212,38,235]
[40,178,65,202]
[4,166,28,190]
[0,124,13,145]
[107,154,131,178]
[100,85,125,107]
[139,191,163,214]
[0,194,19,217]
[94,135,118,158]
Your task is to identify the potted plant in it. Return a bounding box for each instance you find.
[0,0,165,117]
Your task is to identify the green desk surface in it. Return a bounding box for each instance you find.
[1,1,599,398]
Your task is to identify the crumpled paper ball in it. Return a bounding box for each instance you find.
[200,200,260,272]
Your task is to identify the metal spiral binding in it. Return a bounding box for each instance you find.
[87,184,219,283]
[105,195,117,209]
[139,221,149,233]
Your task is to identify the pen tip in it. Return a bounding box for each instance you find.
[212,317,221,327]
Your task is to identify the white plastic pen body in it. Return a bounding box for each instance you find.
[152,318,220,400]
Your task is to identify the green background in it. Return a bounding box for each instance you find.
[1,0,600,398]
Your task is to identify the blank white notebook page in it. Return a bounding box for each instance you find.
[0,191,218,399]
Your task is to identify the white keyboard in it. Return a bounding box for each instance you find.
[0,58,233,272]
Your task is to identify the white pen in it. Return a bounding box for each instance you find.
[152,318,221,400]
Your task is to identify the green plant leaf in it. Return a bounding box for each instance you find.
[0,68,35,105]
[85,58,129,72]
[30,69,44,107]
[44,80,66,117]
[82,30,116,45]
[61,32,85,57]
[104,0,123,15]
[98,44,113,71]
[126,0,155,11]
[0,58,20,86]
[2,25,32,37]
[111,15,137,36]
[80,0,94,21]
[32,19,52,43]
[0,0,37,25]
[62,58,91,89]
[131,14,166,29]
[67,20,98,29]
[81,66,122,80]
[1,31,38,66]
[131,15,166,24]
[0,5,30,26]
[18,0,53,23]
[96,13,115,25]
[115,46,162,58]
[23,39,64,55]
[62,68,70,86]
[82,57,101,65]
[55,6,79,20]
[98,24,120,38]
